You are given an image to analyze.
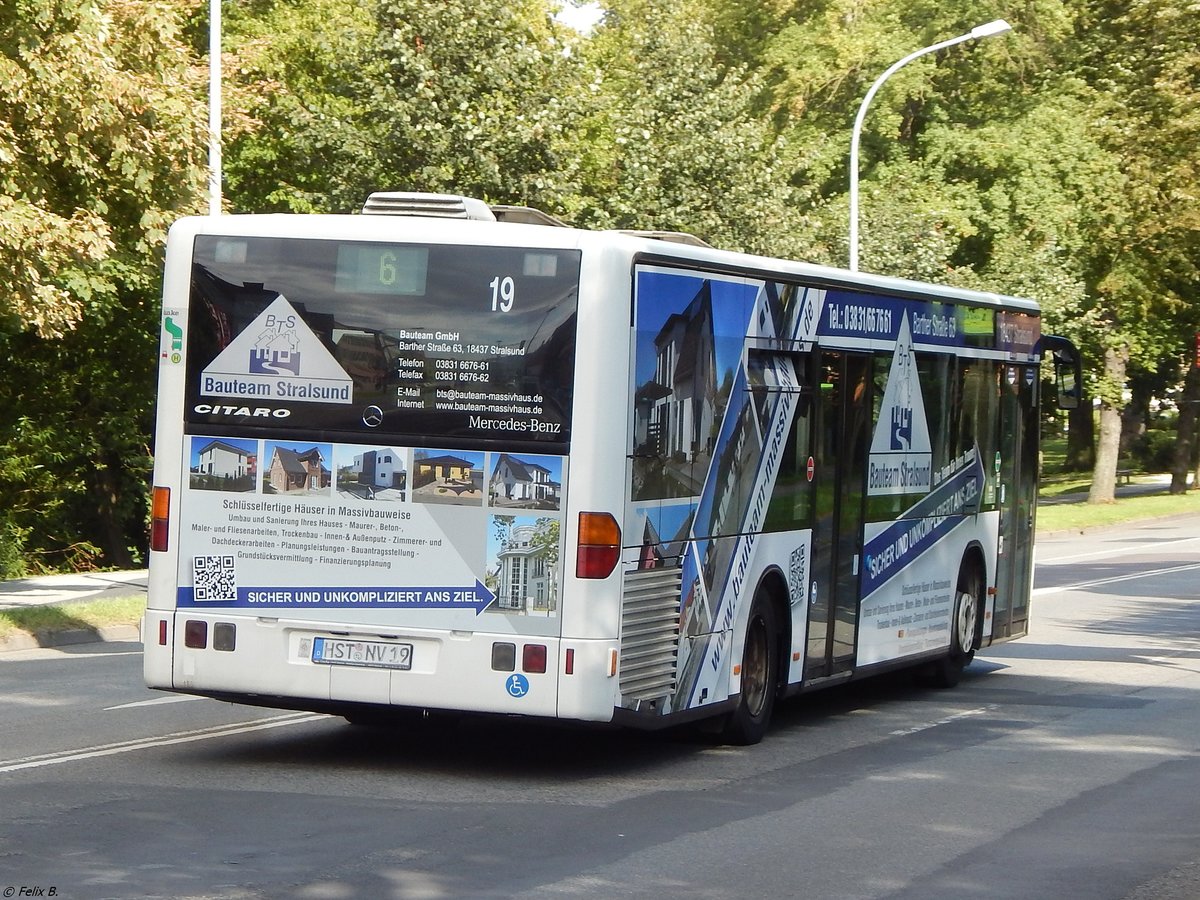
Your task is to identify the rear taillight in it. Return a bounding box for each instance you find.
[522,643,548,674]
[576,512,620,579]
[184,619,207,649]
[151,486,171,552]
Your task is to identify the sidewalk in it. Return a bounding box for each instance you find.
[0,569,147,611]
[0,569,147,653]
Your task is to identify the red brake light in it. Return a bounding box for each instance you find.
[184,619,207,649]
[522,644,548,674]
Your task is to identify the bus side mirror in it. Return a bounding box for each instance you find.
[1042,335,1081,410]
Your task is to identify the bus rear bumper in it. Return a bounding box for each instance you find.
[142,610,619,723]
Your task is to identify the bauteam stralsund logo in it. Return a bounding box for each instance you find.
[200,295,354,404]
[868,311,932,496]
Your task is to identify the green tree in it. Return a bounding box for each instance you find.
[560,0,803,256]
[368,0,575,208]
[0,0,207,571]
[219,0,381,213]
[222,0,577,214]
[747,0,1197,498]
[1064,0,1199,500]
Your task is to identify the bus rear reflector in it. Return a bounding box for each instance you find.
[151,486,171,552]
[576,512,620,579]
[491,642,516,672]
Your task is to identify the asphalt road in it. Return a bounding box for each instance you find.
[1,516,1198,900]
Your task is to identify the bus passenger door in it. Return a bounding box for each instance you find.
[993,364,1038,638]
[805,352,870,680]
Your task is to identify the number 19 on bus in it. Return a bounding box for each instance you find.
[490,275,515,312]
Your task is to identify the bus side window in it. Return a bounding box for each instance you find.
[957,360,1001,510]
[763,388,814,533]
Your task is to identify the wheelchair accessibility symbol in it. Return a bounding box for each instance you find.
[506,674,530,698]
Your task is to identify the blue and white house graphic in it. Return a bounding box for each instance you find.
[201,295,355,404]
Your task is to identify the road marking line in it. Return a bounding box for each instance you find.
[0,712,326,774]
[1039,535,1200,565]
[1032,562,1200,597]
[104,694,206,710]
[890,705,995,737]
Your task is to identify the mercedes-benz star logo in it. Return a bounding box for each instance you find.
[362,405,384,428]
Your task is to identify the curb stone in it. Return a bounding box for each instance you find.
[0,623,142,655]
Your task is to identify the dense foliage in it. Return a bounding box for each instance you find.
[0,0,1196,574]
[0,0,207,575]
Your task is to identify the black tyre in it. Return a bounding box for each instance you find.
[929,563,980,688]
[720,591,780,745]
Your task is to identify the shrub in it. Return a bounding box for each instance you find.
[0,520,28,580]
[1129,429,1177,473]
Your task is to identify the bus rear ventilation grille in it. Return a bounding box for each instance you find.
[619,566,683,701]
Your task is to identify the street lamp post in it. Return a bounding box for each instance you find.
[208,0,222,216]
[848,19,1012,272]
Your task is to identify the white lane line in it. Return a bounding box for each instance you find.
[104,694,207,710]
[0,712,326,774]
[1032,562,1200,598]
[1039,535,1200,565]
[890,705,995,737]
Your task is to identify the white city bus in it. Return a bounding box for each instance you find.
[145,193,1080,744]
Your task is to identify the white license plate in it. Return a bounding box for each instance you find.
[312,637,413,670]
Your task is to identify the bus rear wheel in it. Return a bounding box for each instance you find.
[719,591,779,745]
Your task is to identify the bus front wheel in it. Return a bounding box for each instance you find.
[929,564,980,688]
[719,591,780,745]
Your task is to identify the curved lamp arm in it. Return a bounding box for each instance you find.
[848,20,1012,271]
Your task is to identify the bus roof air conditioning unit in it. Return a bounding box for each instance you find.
[362,192,497,221]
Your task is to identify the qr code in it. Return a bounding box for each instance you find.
[788,545,807,602]
[193,555,237,602]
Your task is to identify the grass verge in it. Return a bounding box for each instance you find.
[0,594,145,643]
[1036,490,1199,534]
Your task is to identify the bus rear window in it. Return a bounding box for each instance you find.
[184,236,580,451]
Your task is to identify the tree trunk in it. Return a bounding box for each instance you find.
[1066,392,1094,471]
[1119,375,1151,455]
[87,450,137,570]
[1172,364,1200,493]
[1088,347,1127,503]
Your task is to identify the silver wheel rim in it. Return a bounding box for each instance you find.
[955,589,977,654]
